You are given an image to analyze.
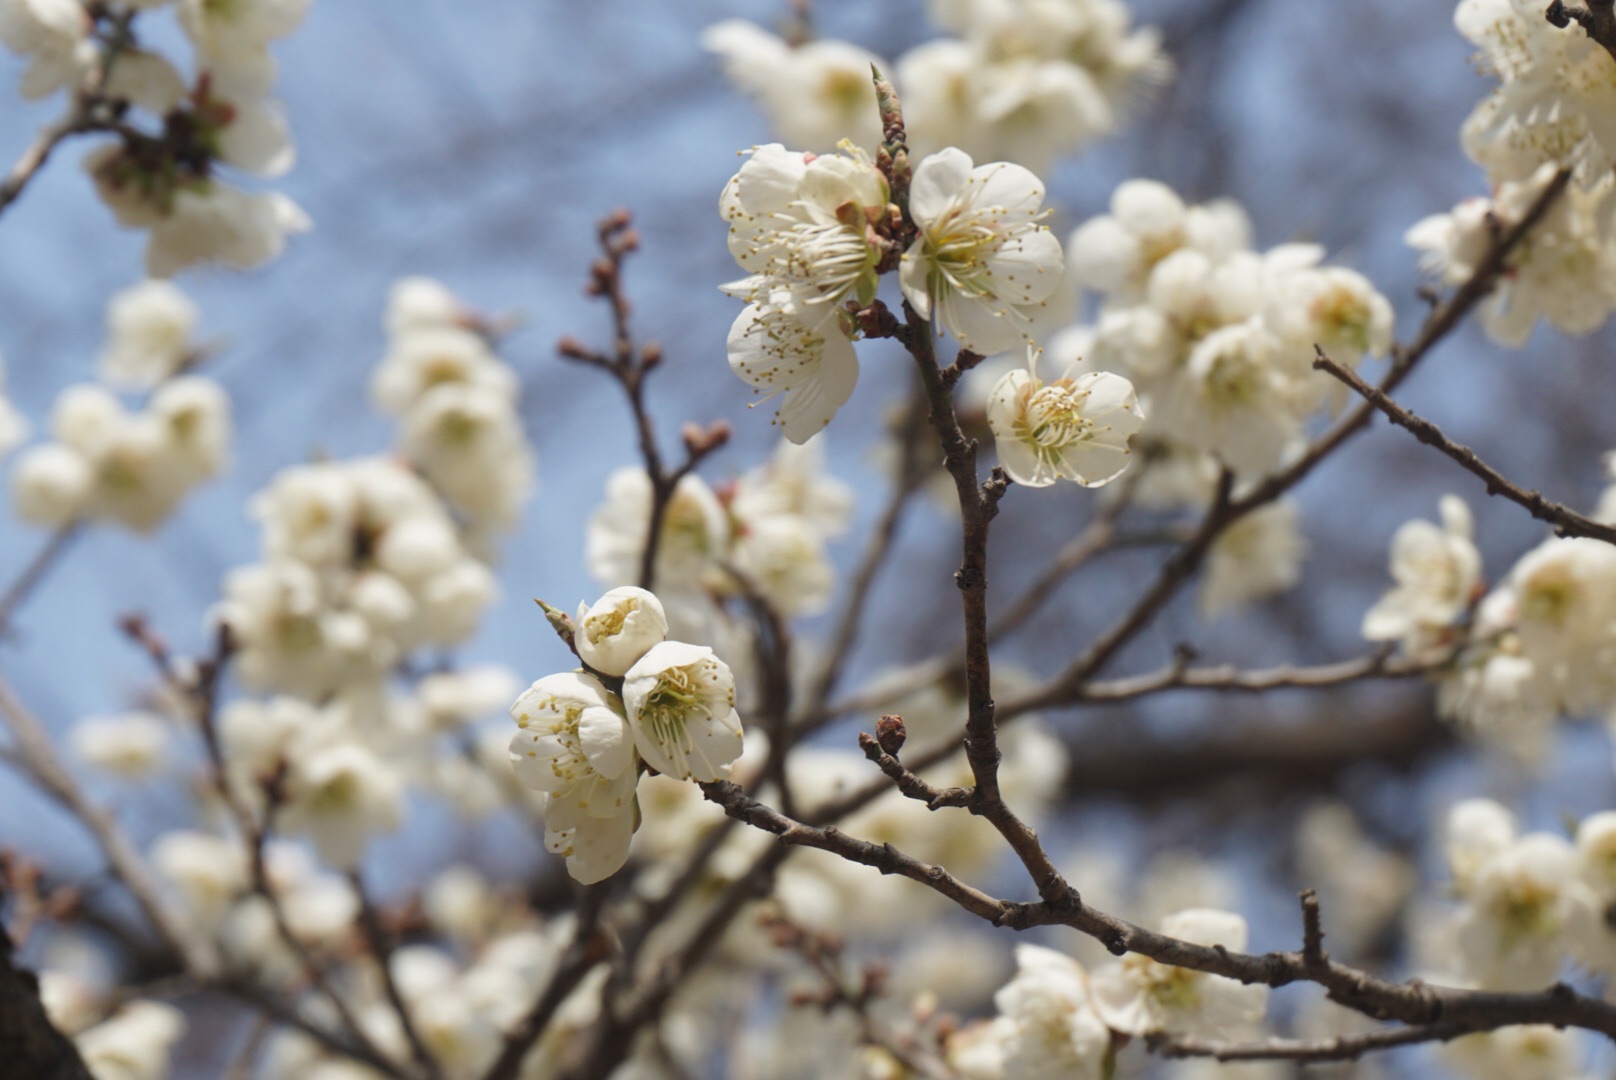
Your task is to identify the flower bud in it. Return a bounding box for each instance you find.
[575,586,668,677]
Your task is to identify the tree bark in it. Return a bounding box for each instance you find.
[0,926,93,1080]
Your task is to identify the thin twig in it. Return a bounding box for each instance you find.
[1011,168,1573,717]
[0,673,219,978]
[0,524,80,639]
[1149,1020,1478,1063]
[707,784,1616,1047]
[1315,348,1616,546]
[351,870,442,1079]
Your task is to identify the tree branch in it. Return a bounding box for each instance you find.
[1315,348,1616,546]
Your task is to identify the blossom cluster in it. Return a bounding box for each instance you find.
[1037,177,1397,613]
[1362,474,1616,765]
[11,279,229,531]
[720,137,1146,496]
[1406,2,1616,344]
[141,845,608,1077]
[722,137,1086,439]
[1435,799,1616,996]
[588,437,853,631]
[508,587,745,883]
[373,277,536,535]
[62,278,535,877]
[944,910,1266,1078]
[0,0,312,275]
[704,0,1168,174]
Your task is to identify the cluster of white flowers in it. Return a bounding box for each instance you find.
[1073,179,1394,481]
[0,0,313,273]
[508,586,745,883]
[1431,799,1616,996]
[587,437,852,628]
[1364,476,1616,763]
[1405,4,1616,345]
[10,280,228,531]
[373,277,535,534]
[143,850,615,1078]
[722,139,1122,463]
[1048,177,1399,612]
[705,0,1167,173]
[219,456,497,698]
[945,909,1265,1077]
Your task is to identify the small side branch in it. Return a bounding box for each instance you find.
[1315,349,1616,546]
[1546,0,1616,65]
[557,210,729,592]
[1149,1021,1477,1064]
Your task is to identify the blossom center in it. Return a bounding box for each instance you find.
[1019,379,1096,451]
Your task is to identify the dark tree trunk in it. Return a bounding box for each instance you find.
[0,926,93,1080]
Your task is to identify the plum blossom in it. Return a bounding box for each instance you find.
[727,298,860,443]
[575,586,669,677]
[901,148,1064,354]
[702,21,884,151]
[622,641,744,783]
[993,944,1109,1079]
[97,280,201,390]
[1091,909,1269,1037]
[985,348,1142,487]
[1362,495,1482,652]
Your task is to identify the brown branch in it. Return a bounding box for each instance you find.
[1315,349,1616,546]
[1546,0,1616,65]
[0,673,219,979]
[350,870,441,1080]
[1148,1020,1478,1063]
[710,785,1616,1051]
[558,211,730,593]
[857,725,971,810]
[762,911,957,1080]
[0,924,92,1080]
[1004,167,1573,719]
[1071,645,1440,703]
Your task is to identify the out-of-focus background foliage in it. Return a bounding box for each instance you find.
[2,1,1613,1074]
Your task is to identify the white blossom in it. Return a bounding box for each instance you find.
[575,587,669,677]
[992,944,1110,1080]
[985,349,1142,487]
[727,298,860,443]
[622,641,744,783]
[74,1000,186,1080]
[586,468,729,592]
[1200,500,1306,618]
[280,740,406,868]
[1362,496,1482,651]
[70,711,169,779]
[509,673,636,806]
[901,148,1064,355]
[0,0,89,100]
[1454,831,1598,990]
[97,280,201,390]
[702,21,884,151]
[1091,909,1269,1037]
[144,185,311,279]
[11,442,90,525]
[730,437,854,537]
[178,0,309,62]
[719,141,887,326]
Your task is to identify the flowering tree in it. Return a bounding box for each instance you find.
[5,0,1616,1078]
